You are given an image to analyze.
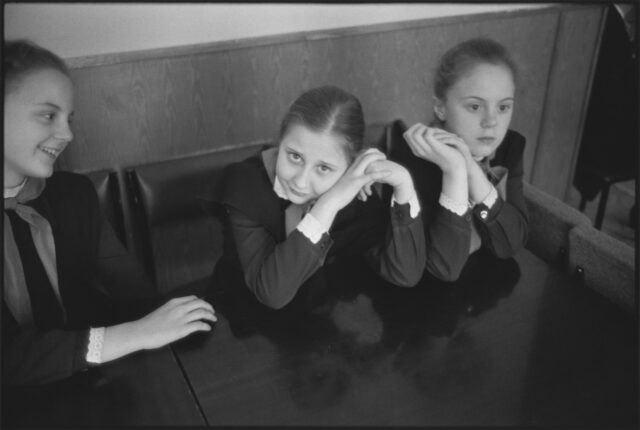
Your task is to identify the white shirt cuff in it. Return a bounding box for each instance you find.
[480,186,498,209]
[297,213,328,244]
[439,193,468,216]
[86,327,105,364]
[391,192,421,219]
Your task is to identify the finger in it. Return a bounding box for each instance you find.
[406,124,429,144]
[351,149,387,174]
[428,127,455,139]
[184,308,217,323]
[183,321,213,336]
[366,170,391,183]
[178,298,215,315]
[365,182,373,196]
[167,295,199,306]
[405,125,432,158]
[358,188,367,201]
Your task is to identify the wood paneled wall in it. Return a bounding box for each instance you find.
[59,4,604,200]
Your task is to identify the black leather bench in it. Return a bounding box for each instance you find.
[126,145,263,293]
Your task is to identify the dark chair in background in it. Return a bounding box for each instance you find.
[85,169,155,299]
[85,169,127,248]
[573,5,637,230]
[126,146,262,293]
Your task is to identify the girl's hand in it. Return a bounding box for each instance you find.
[319,148,390,211]
[443,136,494,203]
[441,135,474,167]
[403,123,467,174]
[311,149,390,228]
[364,159,416,204]
[131,296,217,350]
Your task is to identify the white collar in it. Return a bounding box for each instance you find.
[273,175,289,200]
[4,178,27,199]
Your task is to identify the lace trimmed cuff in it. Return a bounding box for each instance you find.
[439,193,469,216]
[297,213,328,244]
[86,327,105,364]
[391,192,421,219]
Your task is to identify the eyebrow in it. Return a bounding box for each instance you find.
[462,96,515,102]
[283,144,341,169]
[318,160,339,169]
[36,102,62,110]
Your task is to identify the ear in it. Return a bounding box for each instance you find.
[433,96,446,122]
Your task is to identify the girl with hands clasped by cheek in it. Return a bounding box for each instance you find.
[215,86,426,310]
[3,40,216,386]
[391,38,529,282]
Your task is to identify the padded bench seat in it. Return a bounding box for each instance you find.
[126,145,263,293]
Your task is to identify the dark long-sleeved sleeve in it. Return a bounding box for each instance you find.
[471,141,529,258]
[226,196,425,309]
[2,310,91,386]
[359,198,426,287]
[226,206,333,309]
[390,146,471,281]
[388,122,528,282]
[424,204,472,282]
[2,172,159,387]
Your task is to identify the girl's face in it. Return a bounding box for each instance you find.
[435,63,514,160]
[4,68,74,188]
[276,124,350,205]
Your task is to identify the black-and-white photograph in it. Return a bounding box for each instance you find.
[3,3,637,428]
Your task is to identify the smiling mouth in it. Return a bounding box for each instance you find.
[39,146,63,159]
[288,186,308,198]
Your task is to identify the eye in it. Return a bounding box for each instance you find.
[287,151,302,163]
[467,104,481,112]
[317,164,333,174]
[498,104,513,113]
[40,112,56,122]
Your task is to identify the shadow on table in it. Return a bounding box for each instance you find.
[3,367,135,427]
[204,249,520,411]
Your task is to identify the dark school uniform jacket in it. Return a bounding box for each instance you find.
[3,172,155,386]
[213,150,427,310]
[387,120,529,282]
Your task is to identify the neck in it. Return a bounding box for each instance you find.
[4,173,27,190]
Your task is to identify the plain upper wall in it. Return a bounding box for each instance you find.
[4,3,548,59]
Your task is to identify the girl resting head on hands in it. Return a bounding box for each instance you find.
[4,40,216,386]
[391,37,528,282]
[215,86,426,309]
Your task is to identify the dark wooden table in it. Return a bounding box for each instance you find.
[172,249,638,427]
[3,345,205,426]
[4,249,636,427]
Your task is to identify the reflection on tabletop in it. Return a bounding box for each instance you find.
[198,249,520,414]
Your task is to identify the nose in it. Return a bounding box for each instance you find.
[292,166,311,190]
[54,119,73,142]
[481,109,497,128]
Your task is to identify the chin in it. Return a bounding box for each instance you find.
[27,167,54,179]
[288,194,312,205]
[472,147,496,160]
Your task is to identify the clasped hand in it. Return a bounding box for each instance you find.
[403,123,473,173]
[323,148,415,208]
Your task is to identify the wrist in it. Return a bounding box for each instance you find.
[102,321,140,363]
[309,197,339,230]
[441,161,466,176]
[467,160,485,179]
[393,182,416,205]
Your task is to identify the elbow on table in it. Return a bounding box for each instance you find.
[384,265,425,288]
[251,284,294,310]
[425,261,463,283]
